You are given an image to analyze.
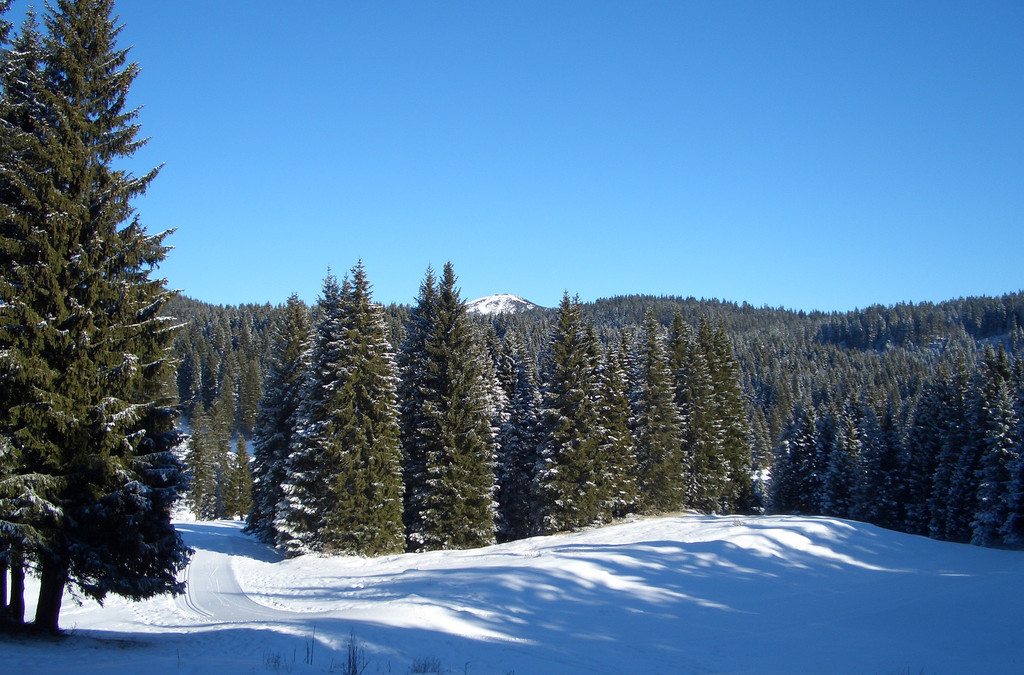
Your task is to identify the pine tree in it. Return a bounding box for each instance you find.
[597,338,638,519]
[398,267,438,549]
[971,379,1018,546]
[0,0,188,632]
[902,375,948,535]
[632,310,684,513]
[246,294,310,544]
[414,263,498,550]
[928,355,976,541]
[322,262,405,556]
[536,293,606,532]
[770,402,818,514]
[223,436,253,521]
[819,402,859,518]
[276,266,406,556]
[852,401,902,529]
[276,273,347,554]
[495,332,543,542]
[702,319,754,512]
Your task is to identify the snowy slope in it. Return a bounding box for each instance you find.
[4,515,1023,674]
[466,294,541,315]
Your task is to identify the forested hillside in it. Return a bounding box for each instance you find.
[169,279,1024,552]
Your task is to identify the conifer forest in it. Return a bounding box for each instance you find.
[2,0,1024,642]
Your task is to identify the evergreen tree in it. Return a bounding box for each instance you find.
[276,273,347,554]
[668,315,722,511]
[246,294,310,544]
[928,355,976,541]
[819,402,859,518]
[902,375,948,535]
[398,267,438,549]
[184,405,221,520]
[536,293,607,533]
[702,319,754,511]
[495,332,543,542]
[632,310,684,513]
[971,379,1018,546]
[1,0,188,631]
[277,266,405,556]
[414,263,498,550]
[597,338,638,519]
[322,262,405,556]
[223,436,253,521]
[852,401,902,529]
[770,402,818,514]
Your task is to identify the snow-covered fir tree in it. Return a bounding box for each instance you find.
[276,265,405,556]
[632,310,685,513]
[972,378,1019,546]
[223,435,253,521]
[276,273,348,554]
[536,293,608,533]
[404,263,498,550]
[246,294,310,544]
[495,331,543,542]
[597,337,638,519]
[398,267,438,549]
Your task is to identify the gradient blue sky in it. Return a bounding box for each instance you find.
[9,1,1022,311]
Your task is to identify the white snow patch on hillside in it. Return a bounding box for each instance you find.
[4,515,1023,674]
[466,294,541,315]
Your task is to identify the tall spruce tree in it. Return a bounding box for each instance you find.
[971,379,1019,546]
[702,319,754,511]
[276,273,347,554]
[277,266,405,556]
[495,332,543,542]
[398,267,439,549]
[632,310,684,513]
[413,263,498,550]
[322,262,404,556]
[1,0,189,632]
[536,293,607,532]
[597,338,638,519]
[246,294,310,544]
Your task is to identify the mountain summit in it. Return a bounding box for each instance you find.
[466,294,542,315]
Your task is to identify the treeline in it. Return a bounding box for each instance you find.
[233,262,752,555]
[771,345,1024,547]
[173,276,1024,553]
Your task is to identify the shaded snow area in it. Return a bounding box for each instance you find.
[465,294,541,315]
[4,515,1023,674]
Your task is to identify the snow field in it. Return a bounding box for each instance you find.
[3,514,1022,674]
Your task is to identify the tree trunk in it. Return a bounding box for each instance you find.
[33,559,67,633]
[8,550,26,625]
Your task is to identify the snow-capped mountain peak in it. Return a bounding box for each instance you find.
[466,294,541,315]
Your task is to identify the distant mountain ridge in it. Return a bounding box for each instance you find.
[466,294,543,315]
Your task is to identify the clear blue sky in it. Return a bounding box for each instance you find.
[9,1,1022,311]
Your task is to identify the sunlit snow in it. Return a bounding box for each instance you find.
[4,514,1023,674]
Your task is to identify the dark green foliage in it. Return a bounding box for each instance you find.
[277,266,405,556]
[246,294,310,544]
[537,294,607,532]
[0,0,189,632]
[223,436,253,521]
[408,263,497,550]
[495,332,543,541]
[632,310,684,513]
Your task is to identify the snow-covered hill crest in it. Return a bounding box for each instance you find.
[466,293,541,315]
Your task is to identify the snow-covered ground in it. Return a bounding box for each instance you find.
[4,514,1022,674]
